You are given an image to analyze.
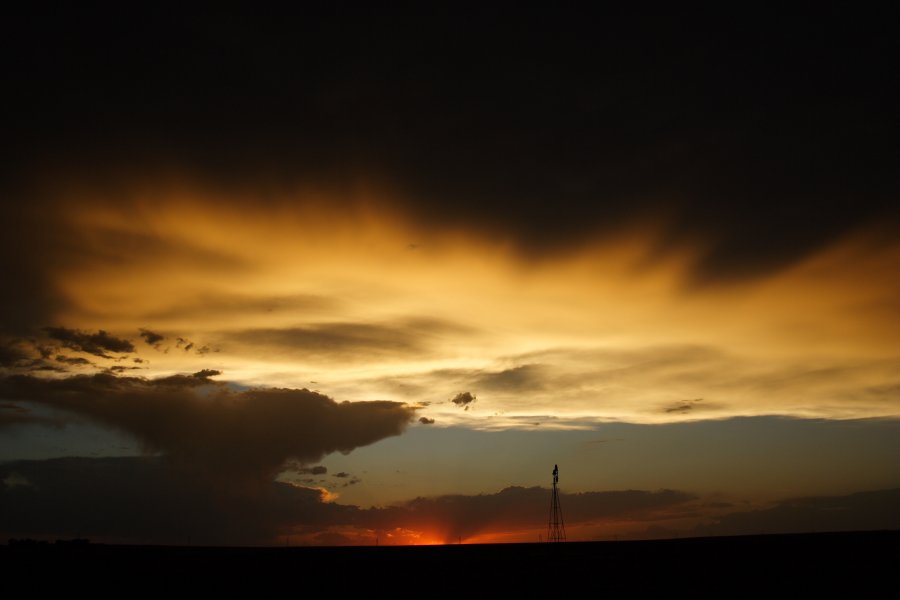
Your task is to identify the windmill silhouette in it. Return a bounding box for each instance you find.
[547,464,566,542]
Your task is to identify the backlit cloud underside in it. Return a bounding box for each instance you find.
[2,185,897,427]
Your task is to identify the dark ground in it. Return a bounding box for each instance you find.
[4,531,897,596]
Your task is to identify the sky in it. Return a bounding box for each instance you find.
[1,7,899,545]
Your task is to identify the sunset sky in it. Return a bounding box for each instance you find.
[2,7,899,545]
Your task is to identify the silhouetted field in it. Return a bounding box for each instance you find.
[4,531,897,595]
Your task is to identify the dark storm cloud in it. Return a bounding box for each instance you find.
[696,489,900,537]
[138,328,164,347]
[451,392,476,408]
[0,373,416,489]
[43,327,135,358]
[4,7,897,288]
[419,417,435,425]
[0,457,352,545]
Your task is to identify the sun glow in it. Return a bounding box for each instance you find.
[23,182,900,427]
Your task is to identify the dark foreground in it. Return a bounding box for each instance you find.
[4,531,897,596]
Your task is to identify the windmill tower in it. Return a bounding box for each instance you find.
[547,464,566,542]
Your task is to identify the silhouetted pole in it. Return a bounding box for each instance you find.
[547,464,566,542]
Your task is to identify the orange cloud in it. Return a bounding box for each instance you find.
[3,182,899,426]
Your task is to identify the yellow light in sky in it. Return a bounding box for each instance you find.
[37,182,900,426]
